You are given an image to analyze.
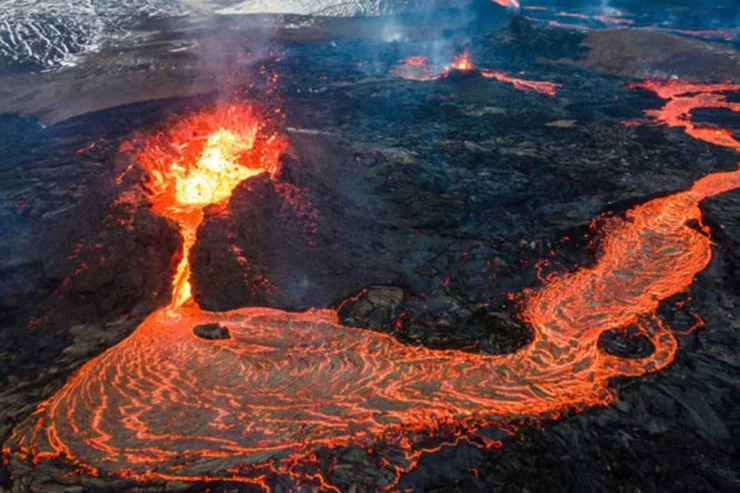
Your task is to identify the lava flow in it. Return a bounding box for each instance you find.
[395,51,561,96]
[626,79,740,149]
[479,69,560,96]
[4,80,739,490]
[523,5,738,42]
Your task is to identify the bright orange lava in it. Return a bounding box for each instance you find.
[450,49,474,72]
[133,103,286,307]
[479,69,560,96]
[626,79,740,149]
[4,81,739,490]
[492,0,520,9]
[395,51,562,96]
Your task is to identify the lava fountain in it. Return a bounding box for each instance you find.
[394,51,561,96]
[449,49,475,72]
[132,103,286,307]
[4,80,739,490]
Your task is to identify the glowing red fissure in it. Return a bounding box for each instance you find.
[4,81,739,490]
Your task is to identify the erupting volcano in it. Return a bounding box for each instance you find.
[131,104,287,307]
[450,50,475,72]
[4,73,739,490]
[394,51,561,96]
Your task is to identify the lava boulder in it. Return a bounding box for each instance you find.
[193,323,231,340]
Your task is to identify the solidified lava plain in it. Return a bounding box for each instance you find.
[1,2,739,492]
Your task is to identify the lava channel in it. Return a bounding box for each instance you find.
[4,81,739,490]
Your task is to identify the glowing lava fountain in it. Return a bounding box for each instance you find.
[4,80,740,490]
[394,51,562,96]
[132,103,286,307]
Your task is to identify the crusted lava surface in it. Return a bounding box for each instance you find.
[0,4,739,493]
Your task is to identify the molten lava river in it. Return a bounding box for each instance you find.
[5,81,740,490]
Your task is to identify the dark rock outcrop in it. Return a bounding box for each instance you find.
[193,323,231,340]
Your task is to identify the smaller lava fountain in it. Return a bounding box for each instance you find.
[394,50,561,96]
[449,49,475,72]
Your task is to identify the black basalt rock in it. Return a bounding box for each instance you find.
[193,323,231,340]
[598,328,655,359]
[338,285,405,331]
[482,312,534,354]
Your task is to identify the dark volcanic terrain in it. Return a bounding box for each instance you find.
[0,2,738,492]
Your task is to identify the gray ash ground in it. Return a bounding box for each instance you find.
[0,4,739,492]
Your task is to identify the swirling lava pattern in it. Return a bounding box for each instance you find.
[4,80,739,490]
